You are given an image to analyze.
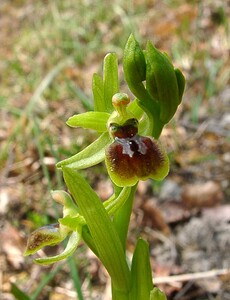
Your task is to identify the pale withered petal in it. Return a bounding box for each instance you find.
[24,223,67,256]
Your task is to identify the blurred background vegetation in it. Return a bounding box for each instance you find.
[1,0,229,299]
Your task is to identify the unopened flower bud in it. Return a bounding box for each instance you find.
[145,41,185,124]
[123,34,150,102]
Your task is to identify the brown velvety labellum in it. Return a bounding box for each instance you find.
[106,135,166,184]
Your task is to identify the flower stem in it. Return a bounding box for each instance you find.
[113,184,137,250]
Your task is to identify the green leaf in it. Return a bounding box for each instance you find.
[56,132,111,169]
[35,230,81,265]
[68,256,84,300]
[150,287,167,300]
[92,73,104,112]
[130,238,153,300]
[103,53,119,113]
[63,168,131,292]
[11,283,31,300]
[66,111,110,132]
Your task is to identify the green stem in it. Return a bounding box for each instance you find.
[113,184,137,251]
[137,96,164,139]
[112,284,130,300]
[111,185,137,299]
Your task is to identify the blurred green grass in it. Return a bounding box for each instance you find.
[1,0,229,299]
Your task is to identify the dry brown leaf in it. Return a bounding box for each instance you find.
[159,201,191,224]
[141,199,171,235]
[181,181,223,209]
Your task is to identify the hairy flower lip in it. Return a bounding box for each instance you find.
[105,134,169,187]
[24,223,66,256]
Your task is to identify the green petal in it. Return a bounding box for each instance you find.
[56,132,111,170]
[66,111,110,132]
[34,230,81,265]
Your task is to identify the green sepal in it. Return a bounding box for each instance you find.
[103,53,119,113]
[130,238,153,300]
[150,287,167,300]
[175,68,186,104]
[34,230,82,265]
[62,167,131,292]
[92,73,104,112]
[66,111,110,132]
[56,132,111,170]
